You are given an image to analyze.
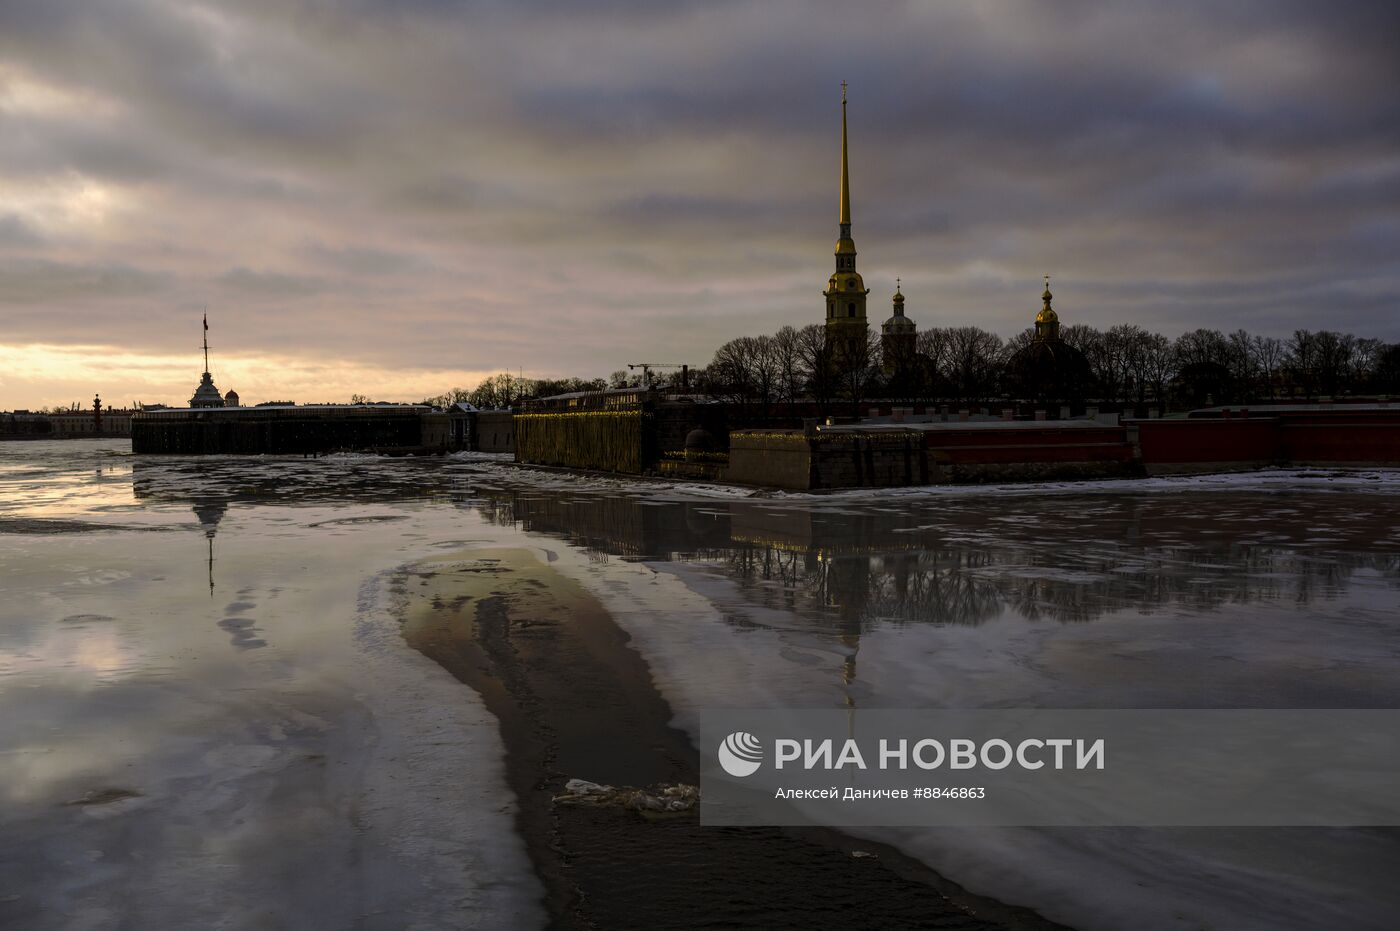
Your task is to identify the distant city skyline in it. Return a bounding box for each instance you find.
[2,1,1397,408]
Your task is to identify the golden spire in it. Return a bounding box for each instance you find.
[839,81,851,226]
[825,81,864,312]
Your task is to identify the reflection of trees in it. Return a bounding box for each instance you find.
[718,542,1397,632]
[712,548,1007,630]
[471,489,733,562]
[469,487,1399,637]
[129,458,1400,635]
[872,552,1006,626]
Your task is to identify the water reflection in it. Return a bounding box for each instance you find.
[191,497,226,597]
[129,454,451,508]
[118,455,1400,636]
[469,489,1400,631]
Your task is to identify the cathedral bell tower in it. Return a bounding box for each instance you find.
[881,280,917,375]
[824,83,869,354]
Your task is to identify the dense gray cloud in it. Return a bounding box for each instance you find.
[0,0,1396,406]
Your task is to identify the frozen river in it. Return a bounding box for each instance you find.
[3,439,1399,929]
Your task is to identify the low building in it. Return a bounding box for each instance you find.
[475,410,515,453]
[49,411,135,436]
[132,404,446,455]
[0,411,52,436]
[46,396,135,436]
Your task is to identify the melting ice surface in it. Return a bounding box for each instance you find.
[0,442,545,929]
[4,440,1400,930]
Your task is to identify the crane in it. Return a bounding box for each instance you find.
[627,362,692,390]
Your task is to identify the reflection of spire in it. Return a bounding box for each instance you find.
[192,498,227,530]
[192,497,227,597]
[841,632,860,690]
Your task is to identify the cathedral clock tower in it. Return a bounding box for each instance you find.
[824,83,869,355]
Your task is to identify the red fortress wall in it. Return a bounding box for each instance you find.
[1131,407,1400,474]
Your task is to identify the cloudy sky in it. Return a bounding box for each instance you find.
[1,0,1397,408]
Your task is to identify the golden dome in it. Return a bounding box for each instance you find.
[1036,276,1058,322]
[885,279,912,331]
[835,238,857,255]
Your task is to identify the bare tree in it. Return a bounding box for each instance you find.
[1141,333,1174,414]
[708,338,753,406]
[1228,329,1257,396]
[944,327,1005,402]
[1312,330,1355,396]
[749,335,781,414]
[1251,335,1284,400]
[1108,324,1154,407]
[1060,324,1101,353]
[689,315,1393,416]
[796,323,837,414]
[1174,328,1231,368]
[916,327,953,378]
[1286,330,1315,397]
[1005,327,1035,357]
[532,376,608,398]
[469,373,533,409]
[772,325,804,415]
[1377,343,1400,393]
[609,369,641,389]
[835,327,881,417]
[1173,328,1234,406]
[1351,338,1387,392]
